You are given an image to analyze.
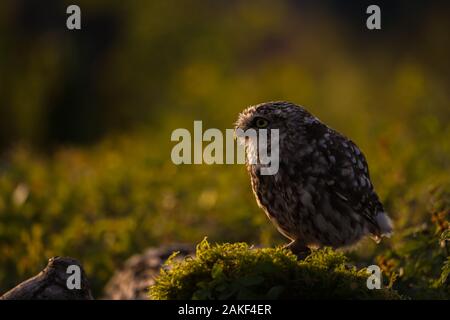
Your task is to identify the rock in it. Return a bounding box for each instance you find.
[0,256,93,300]
[102,244,194,300]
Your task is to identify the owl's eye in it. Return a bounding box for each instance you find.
[255,117,269,128]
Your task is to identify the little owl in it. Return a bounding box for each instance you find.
[235,101,393,255]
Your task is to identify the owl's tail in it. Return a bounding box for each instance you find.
[371,212,393,243]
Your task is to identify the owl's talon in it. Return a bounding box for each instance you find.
[284,241,311,260]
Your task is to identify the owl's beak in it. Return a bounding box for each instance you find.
[234,126,252,146]
[234,122,249,138]
[233,120,246,139]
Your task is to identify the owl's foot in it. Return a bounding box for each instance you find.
[284,240,311,260]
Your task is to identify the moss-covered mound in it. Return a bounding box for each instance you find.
[150,239,402,300]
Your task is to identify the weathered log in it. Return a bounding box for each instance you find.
[0,256,93,300]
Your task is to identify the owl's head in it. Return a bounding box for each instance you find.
[235,102,316,171]
[235,101,314,133]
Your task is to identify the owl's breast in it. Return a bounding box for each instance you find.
[248,164,309,237]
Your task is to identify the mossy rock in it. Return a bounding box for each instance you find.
[150,239,403,300]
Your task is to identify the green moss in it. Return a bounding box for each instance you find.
[150,239,402,300]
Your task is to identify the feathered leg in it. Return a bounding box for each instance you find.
[284,240,311,259]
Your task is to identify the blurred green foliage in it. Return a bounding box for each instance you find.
[150,239,402,299]
[376,183,450,299]
[0,1,449,298]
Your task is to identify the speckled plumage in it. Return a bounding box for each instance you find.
[235,101,393,253]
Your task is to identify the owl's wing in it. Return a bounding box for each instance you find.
[304,121,384,231]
